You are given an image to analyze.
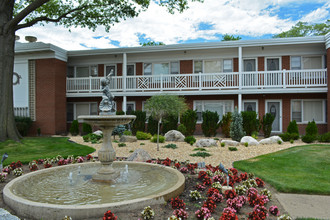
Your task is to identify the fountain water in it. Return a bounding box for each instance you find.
[3,70,185,219]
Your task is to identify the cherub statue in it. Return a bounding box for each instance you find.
[99,70,116,114]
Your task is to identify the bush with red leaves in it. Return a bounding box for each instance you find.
[224,189,237,200]
[255,177,265,187]
[187,163,197,171]
[198,170,208,180]
[103,210,118,220]
[220,207,238,220]
[202,176,212,186]
[174,162,181,169]
[9,162,16,170]
[248,205,268,220]
[162,157,171,166]
[170,197,186,209]
[229,168,238,176]
[202,197,216,213]
[86,154,93,160]
[240,172,248,181]
[207,188,219,197]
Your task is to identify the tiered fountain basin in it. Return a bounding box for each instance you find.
[3,161,185,220]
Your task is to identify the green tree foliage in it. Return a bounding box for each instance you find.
[162,114,178,134]
[140,41,165,46]
[273,20,330,38]
[82,123,92,135]
[14,117,32,136]
[221,34,242,41]
[287,120,299,134]
[144,95,187,150]
[181,109,198,136]
[201,111,220,137]
[241,111,259,136]
[69,120,79,136]
[261,113,275,138]
[0,0,202,142]
[147,116,158,135]
[230,108,245,141]
[112,125,126,139]
[302,120,318,143]
[219,112,232,138]
[131,110,146,135]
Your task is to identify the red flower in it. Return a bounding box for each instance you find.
[171,197,186,209]
[202,176,212,186]
[202,197,216,213]
[240,172,248,181]
[86,154,93,160]
[229,168,238,176]
[224,189,237,200]
[248,205,268,220]
[198,170,208,180]
[174,162,181,169]
[255,177,265,187]
[207,188,219,197]
[220,207,238,220]
[103,210,118,220]
[162,157,171,166]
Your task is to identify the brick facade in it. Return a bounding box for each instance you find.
[98,64,104,77]
[117,63,122,76]
[136,63,143,75]
[233,58,238,72]
[282,56,290,70]
[34,58,67,135]
[258,57,264,71]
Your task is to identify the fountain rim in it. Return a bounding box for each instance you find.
[4,161,184,208]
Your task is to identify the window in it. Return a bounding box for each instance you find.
[72,65,98,78]
[244,59,256,72]
[291,100,326,123]
[127,65,135,76]
[291,56,301,70]
[194,100,234,122]
[303,56,322,69]
[126,102,136,114]
[204,60,222,73]
[223,59,233,72]
[67,67,74,77]
[153,63,169,76]
[143,63,152,75]
[105,65,116,76]
[194,61,203,73]
[243,100,258,113]
[171,62,179,74]
[67,102,98,122]
[76,67,89,77]
[266,58,280,71]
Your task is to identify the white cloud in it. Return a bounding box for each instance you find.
[301,2,330,23]
[15,0,328,50]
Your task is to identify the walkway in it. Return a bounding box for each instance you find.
[276,193,330,219]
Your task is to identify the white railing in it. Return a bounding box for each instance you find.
[14,107,29,117]
[66,69,327,93]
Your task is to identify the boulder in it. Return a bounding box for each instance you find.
[240,136,259,146]
[165,130,185,142]
[93,130,103,136]
[259,136,283,145]
[126,149,152,162]
[119,135,137,142]
[196,139,217,147]
[221,140,239,146]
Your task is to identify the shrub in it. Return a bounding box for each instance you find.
[69,120,79,136]
[190,151,212,158]
[136,131,152,140]
[287,120,299,135]
[162,114,178,134]
[184,136,196,145]
[177,124,187,135]
[318,132,330,142]
[219,112,232,138]
[193,147,206,151]
[241,111,259,136]
[112,125,125,139]
[244,142,248,147]
[131,110,146,135]
[302,134,316,143]
[123,130,132,136]
[290,139,294,144]
[163,144,177,149]
[280,132,299,141]
[83,133,102,143]
[115,110,125,115]
[103,210,118,220]
[201,111,220,137]
[261,113,275,138]
[150,135,165,143]
[306,120,318,136]
[230,108,245,141]
[15,116,33,136]
[181,109,198,136]
[147,116,158,135]
[228,147,238,151]
[277,140,282,144]
[82,123,92,135]
[221,142,225,147]
[118,143,126,147]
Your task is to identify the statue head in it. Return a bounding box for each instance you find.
[101,78,107,87]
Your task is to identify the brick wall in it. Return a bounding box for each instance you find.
[34,58,67,135]
[117,63,122,76]
[327,48,330,132]
[233,58,238,72]
[180,60,193,74]
[98,64,104,77]
[282,56,290,70]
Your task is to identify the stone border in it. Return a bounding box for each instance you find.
[3,161,185,220]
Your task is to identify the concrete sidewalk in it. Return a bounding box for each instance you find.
[276,193,330,219]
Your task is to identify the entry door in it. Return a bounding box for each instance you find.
[266,100,282,132]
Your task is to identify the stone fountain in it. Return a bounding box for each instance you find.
[3,70,185,220]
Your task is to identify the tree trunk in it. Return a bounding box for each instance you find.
[0,2,21,142]
[157,119,161,151]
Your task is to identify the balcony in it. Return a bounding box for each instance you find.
[66,69,328,97]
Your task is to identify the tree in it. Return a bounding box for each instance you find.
[144,95,187,151]
[0,0,201,142]
[221,34,241,41]
[140,41,165,46]
[273,20,330,38]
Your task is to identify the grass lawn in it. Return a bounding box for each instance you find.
[0,137,95,165]
[233,144,330,195]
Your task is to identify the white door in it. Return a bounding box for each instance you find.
[266,100,282,132]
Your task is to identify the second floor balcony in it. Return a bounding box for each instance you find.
[66,69,328,97]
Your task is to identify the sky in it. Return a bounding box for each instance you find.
[16,0,330,51]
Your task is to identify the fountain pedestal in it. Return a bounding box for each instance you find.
[78,115,136,183]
